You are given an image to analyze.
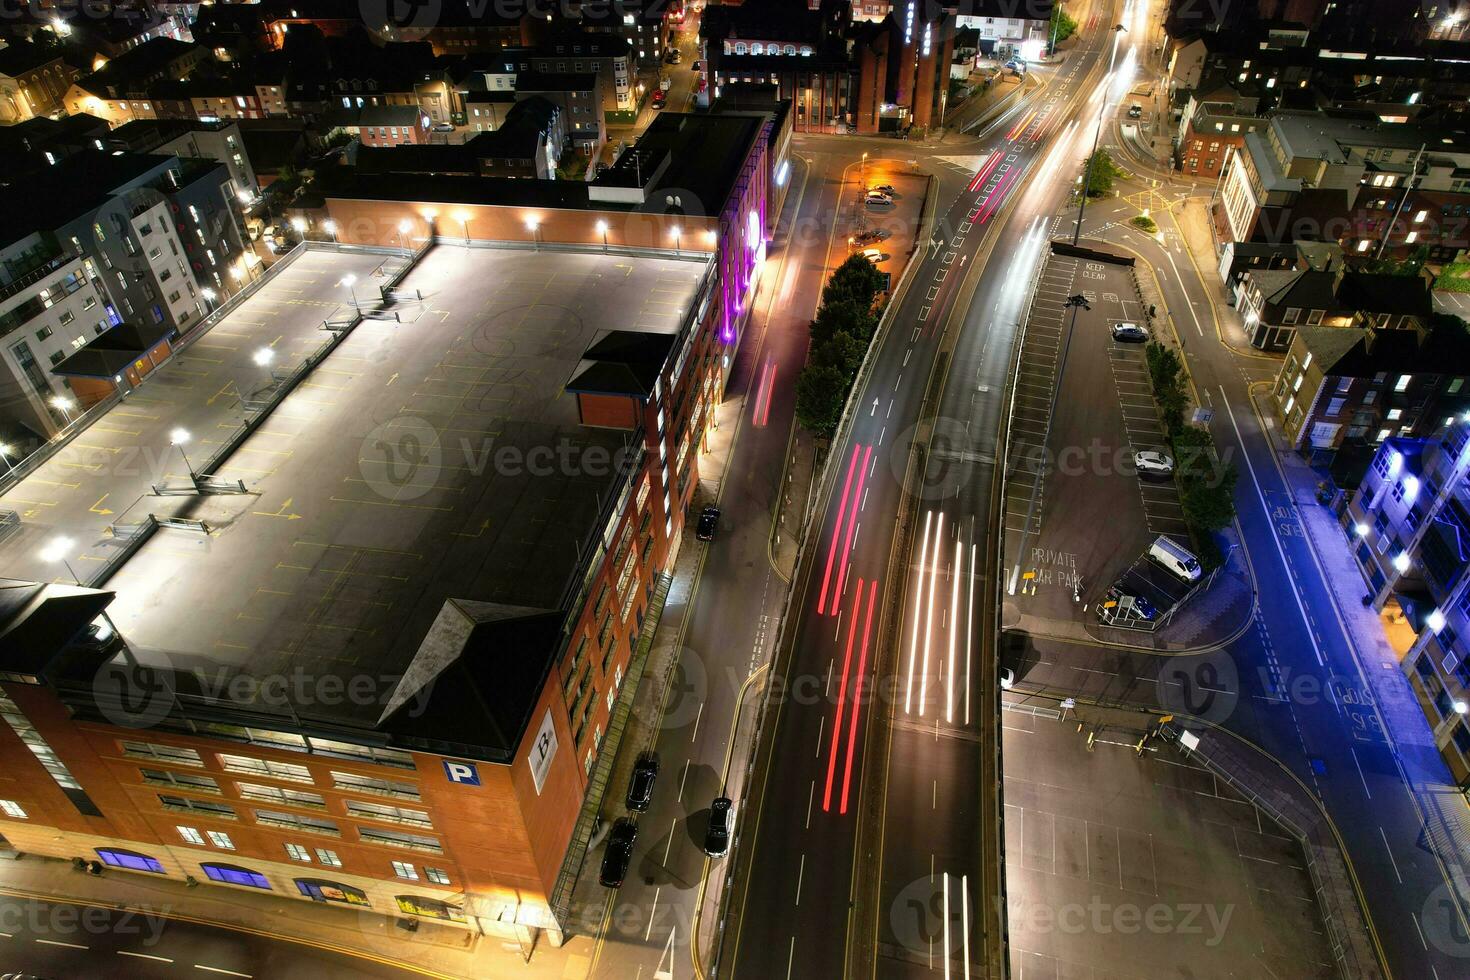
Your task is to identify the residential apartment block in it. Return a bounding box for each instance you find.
[1341,419,1470,790]
[1272,320,1470,457]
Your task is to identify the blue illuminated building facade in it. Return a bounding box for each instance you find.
[1343,416,1470,787]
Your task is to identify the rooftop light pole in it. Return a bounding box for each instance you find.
[596,219,609,251]
[39,536,84,589]
[672,225,682,255]
[170,427,196,483]
[525,215,541,251]
[340,274,360,308]
[322,219,338,244]
[51,394,75,425]
[396,219,412,254]
[0,443,16,476]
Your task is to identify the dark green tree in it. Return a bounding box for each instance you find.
[795,364,850,439]
[1049,4,1079,48]
[1084,149,1120,197]
[812,330,867,379]
[1180,466,1239,531]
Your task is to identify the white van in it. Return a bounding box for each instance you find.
[1149,535,1202,582]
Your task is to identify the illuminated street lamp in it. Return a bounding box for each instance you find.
[396,219,412,252]
[456,211,471,245]
[1456,700,1469,715]
[39,536,84,587]
[861,151,868,174]
[51,394,74,423]
[525,215,541,250]
[339,274,360,307]
[671,225,682,255]
[253,347,275,368]
[322,219,338,243]
[0,442,15,475]
[170,427,196,481]
[596,219,609,250]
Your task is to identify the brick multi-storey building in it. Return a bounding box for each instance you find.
[0,109,777,948]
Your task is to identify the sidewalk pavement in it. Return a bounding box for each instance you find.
[1247,384,1470,920]
[559,383,746,936]
[938,71,1028,141]
[769,425,814,582]
[1171,196,1272,360]
[0,851,575,980]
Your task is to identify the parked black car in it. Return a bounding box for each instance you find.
[600,818,638,888]
[704,797,733,856]
[626,751,660,811]
[696,505,720,540]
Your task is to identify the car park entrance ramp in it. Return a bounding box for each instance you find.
[1097,540,1202,631]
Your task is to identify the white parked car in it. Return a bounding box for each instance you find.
[1111,321,1148,343]
[864,191,895,209]
[1133,450,1175,477]
[860,248,884,263]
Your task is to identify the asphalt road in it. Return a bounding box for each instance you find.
[0,893,412,979]
[581,139,860,979]
[722,14,1119,979]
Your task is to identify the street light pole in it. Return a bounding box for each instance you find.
[170,427,196,483]
[1073,24,1127,247]
[0,443,15,476]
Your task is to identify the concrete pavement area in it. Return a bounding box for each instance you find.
[0,247,390,587]
[102,244,710,728]
[1002,699,1337,979]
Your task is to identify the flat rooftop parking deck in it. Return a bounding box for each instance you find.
[0,247,392,585]
[98,244,709,726]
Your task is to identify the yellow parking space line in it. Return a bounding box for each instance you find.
[214,641,250,651]
[291,541,421,559]
[27,478,81,489]
[92,424,140,436]
[112,410,160,420]
[300,380,348,391]
[70,443,120,453]
[329,495,453,512]
[5,497,56,508]
[216,463,275,475]
[206,381,238,406]
[275,561,411,582]
[55,460,103,471]
[89,494,113,515]
[341,477,463,494]
[194,343,240,352]
[254,588,294,597]
[252,497,303,520]
[227,446,294,457]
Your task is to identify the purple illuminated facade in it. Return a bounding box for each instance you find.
[1342,417,1470,788]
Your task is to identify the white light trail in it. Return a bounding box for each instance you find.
[905,510,933,714]
[942,871,951,980]
[919,511,944,715]
[946,536,960,723]
[965,541,975,726]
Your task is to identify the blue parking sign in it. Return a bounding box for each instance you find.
[443,760,480,786]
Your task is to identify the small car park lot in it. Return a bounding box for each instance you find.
[1004,247,1188,624]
